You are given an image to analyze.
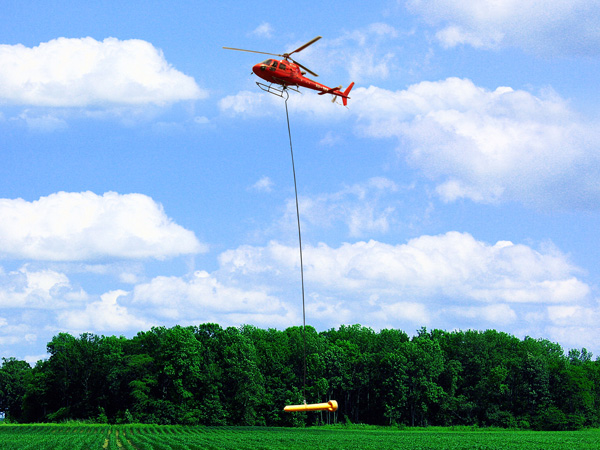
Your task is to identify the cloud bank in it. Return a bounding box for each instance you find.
[406,0,600,55]
[0,37,206,107]
[0,191,206,260]
[221,77,600,208]
[219,232,588,306]
[352,78,600,207]
[214,232,596,348]
[1,229,596,358]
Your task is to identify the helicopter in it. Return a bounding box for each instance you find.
[224,36,354,106]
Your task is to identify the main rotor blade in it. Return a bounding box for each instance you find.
[287,36,322,56]
[223,47,282,57]
[291,58,319,77]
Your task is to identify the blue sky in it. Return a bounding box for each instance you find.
[2,0,600,363]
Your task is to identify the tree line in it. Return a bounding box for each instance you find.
[1,324,598,429]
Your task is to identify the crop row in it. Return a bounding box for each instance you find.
[1,425,600,449]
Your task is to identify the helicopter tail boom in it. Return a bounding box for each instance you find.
[318,82,355,106]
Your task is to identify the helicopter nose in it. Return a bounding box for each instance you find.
[252,63,265,75]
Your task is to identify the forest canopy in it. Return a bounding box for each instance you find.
[1,324,598,430]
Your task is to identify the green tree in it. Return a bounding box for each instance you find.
[219,326,265,425]
[22,360,49,422]
[0,357,31,422]
[404,330,444,426]
[241,325,295,425]
[561,360,595,428]
[190,323,229,425]
[379,347,408,425]
[323,325,378,424]
[4,323,600,428]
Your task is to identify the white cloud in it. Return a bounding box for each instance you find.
[0,316,36,348]
[307,23,401,83]
[447,304,518,326]
[319,131,342,147]
[15,110,68,132]
[547,303,600,327]
[545,302,600,352]
[249,176,274,193]
[0,334,32,346]
[58,289,150,332]
[0,191,206,260]
[306,296,353,326]
[351,78,600,207]
[219,232,588,305]
[282,177,400,237]
[193,116,210,125]
[218,90,276,117]
[131,270,296,328]
[0,37,206,107]
[0,265,85,308]
[405,0,600,55]
[371,301,431,326]
[252,22,274,38]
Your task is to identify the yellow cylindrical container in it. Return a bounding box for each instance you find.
[284,400,338,412]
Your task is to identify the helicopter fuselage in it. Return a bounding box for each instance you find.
[252,59,352,104]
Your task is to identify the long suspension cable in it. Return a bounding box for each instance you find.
[284,94,307,402]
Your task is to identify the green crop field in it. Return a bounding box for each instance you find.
[0,424,599,450]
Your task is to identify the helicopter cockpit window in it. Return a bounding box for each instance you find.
[271,61,278,67]
[263,59,274,65]
[279,63,287,70]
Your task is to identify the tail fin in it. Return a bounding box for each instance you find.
[342,82,354,107]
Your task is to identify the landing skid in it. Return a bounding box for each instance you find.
[256,82,301,98]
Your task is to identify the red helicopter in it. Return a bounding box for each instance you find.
[224,36,354,106]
